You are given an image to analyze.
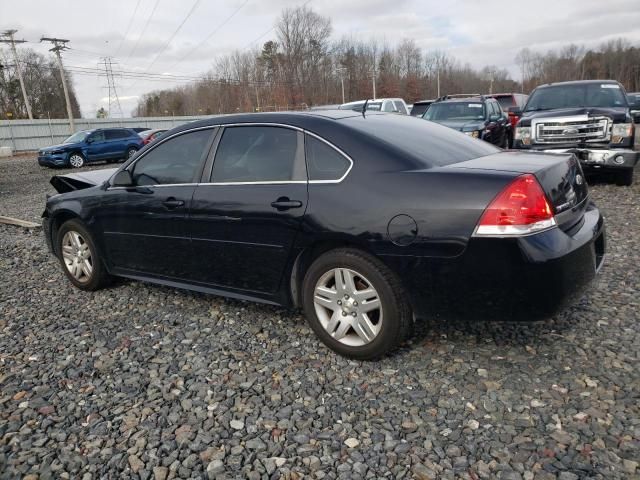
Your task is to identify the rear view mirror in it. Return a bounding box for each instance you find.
[112,170,133,187]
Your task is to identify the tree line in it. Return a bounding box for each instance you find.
[135,7,640,117]
[0,48,81,120]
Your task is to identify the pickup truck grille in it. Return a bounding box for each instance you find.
[533,117,610,144]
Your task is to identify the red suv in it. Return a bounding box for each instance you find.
[488,93,528,129]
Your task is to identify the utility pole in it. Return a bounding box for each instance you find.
[336,67,346,104]
[41,37,74,132]
[370,68,377,100]
[0,30,33,120]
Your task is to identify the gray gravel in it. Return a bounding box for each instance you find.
[1,155,639,479]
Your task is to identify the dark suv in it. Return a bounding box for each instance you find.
[422,94,510,147]
[38,128,143,168]
[511,80,639,186]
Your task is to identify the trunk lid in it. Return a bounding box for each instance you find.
[50,168,117,194]
[447,151,589,232]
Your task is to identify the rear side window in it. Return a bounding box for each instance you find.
[344,114,499,167]
[305,135,351,181]
[106,129,128,140]
[131,129,212,185]
[212,126,304,183]
[393,101,407,114]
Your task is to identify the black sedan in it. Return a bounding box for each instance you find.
[43,111,605,359]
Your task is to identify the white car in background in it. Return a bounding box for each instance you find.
[339,98,410,115]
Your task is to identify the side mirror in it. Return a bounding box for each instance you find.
[508,106,523,116]
[112,170,133,187]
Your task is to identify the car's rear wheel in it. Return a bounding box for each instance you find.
[302,248,412,360]
[125,147,138,159]
[68,153,85,168]
[615,168,633,186]
[56,219,110,291]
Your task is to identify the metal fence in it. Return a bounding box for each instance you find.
[0,116,210,152]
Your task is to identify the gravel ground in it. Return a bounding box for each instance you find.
[1,155,639,480]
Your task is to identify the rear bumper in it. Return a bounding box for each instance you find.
[383,203,605,321]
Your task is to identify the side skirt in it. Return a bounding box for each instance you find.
[111,269,283,307]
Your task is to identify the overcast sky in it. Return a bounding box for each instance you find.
[1,0,639,117]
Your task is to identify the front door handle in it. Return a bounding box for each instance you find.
[271,197,303,211]
[163,197,185,209]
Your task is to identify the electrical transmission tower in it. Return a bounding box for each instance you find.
[0,29,33,120]
[101,57,123,118]
[40,37,75,132]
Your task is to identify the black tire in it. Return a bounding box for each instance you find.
[68,152,85,168]
[301,248,413,360]
[615,168,633,186]
[125,147,138,160]
[56,219,111,291]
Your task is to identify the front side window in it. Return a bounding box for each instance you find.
[131,129,212,186]
[212,126,303,183]
[305,135,350,181]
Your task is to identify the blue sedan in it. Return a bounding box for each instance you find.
[38,128,144,168]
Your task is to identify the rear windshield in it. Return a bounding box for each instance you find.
[495,96,515,109]
[525,83,628,111]
[423,102,485,121]
[342,114,499,167]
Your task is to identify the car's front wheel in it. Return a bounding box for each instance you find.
[302,248,412,360]
[68,153,85,168]
[56,219,110,291]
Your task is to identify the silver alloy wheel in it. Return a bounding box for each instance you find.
[61,231,93,282]
[313,268,383,346]
[69,154,84,168]
[127,148,137,158]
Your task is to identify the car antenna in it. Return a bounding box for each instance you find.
[362,99,369,117]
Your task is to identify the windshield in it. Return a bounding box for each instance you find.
[63,131,89,144]
[525,83,628,111]
[423,102,485,121]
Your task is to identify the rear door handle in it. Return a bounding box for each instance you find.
[271,198,303,211]
[163,198,185,209]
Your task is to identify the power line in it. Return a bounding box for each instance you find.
[124,0,161,62]
[127,0,202,89]
[114,0,142,56]
[162,0,249,73]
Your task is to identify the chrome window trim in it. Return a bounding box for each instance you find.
[107,122,354,189]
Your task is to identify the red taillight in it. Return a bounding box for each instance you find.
[474,174,556,237]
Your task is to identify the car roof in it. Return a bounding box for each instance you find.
[536,79,621,89]
[438,96,485,104]
[167,110,386,134]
